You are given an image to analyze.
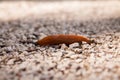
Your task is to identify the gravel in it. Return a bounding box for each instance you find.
[0,1,120,80]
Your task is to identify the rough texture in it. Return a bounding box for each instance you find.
[0,1,120,80]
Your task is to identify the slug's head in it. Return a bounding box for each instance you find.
[88,39,97,44]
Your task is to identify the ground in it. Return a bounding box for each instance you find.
[0,1,120,80]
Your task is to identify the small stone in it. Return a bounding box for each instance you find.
[69,43,80,48]
[7,59,15,65]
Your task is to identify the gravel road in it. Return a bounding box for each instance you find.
[0,1,120,80]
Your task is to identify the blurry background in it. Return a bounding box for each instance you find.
[0,0,120,21]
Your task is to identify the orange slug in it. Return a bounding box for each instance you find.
[37,34,92,46]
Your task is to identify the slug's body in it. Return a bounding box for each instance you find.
[37,34,92,46]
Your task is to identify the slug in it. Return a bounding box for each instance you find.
[37,34,93,46]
